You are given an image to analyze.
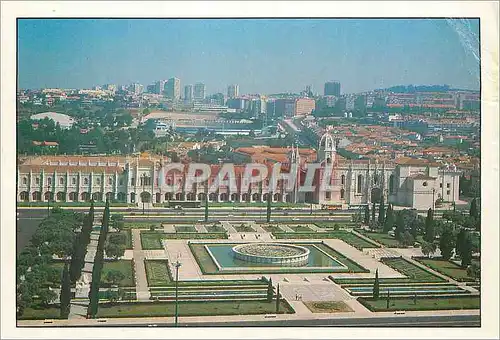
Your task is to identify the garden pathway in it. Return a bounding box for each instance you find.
[131,229,151,301]
[68,230,100,319]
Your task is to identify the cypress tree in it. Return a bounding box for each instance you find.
[371,202,376,224]
[364,205,370,225]
[378,196,385,225]
[373,269,380,299]
[424,208,435,242]
[267,278,273,302]
[455,228,467,258]
[383,204,394,233]
[469,198,478,220]
[59,262,71,319]
[275,283,280,313]
[266,192,272,223]
[88,199,110,318]
[460,233,473,268]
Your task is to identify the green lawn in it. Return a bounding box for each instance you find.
[358,231,400,247]
[17,304,62,320]
[101,260,135,287]
[206,225,227,233]
[141,232,228,250]
[124,222,159,230]
[415,258,478,282]
[381,258,445,282]
[96,300,294,318]
[175,225,197,233]
[273,231,380,250]
[234,224,255,232]
[141,232,164,250]
[289,225,314,232]
[262,225,284,233]
[144,260,172,286]
[358,296,480,312]
[107,230,132,249]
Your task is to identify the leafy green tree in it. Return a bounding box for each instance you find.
[364,205,370,225]
[37,288,57,307]
[469,198,478,220]
[424,208,435,242]
[378,196,385,225]
[105,242,126,260]
[421,241,437,257]
[395,213,405,241]
[373,269,380,299]
[59,263,71,319]
[267,278,273,302]
[383,204,395,233]
[467,263,480,281]
[439,226,455,260]
[399,231,415,247]
[111,214,125,232]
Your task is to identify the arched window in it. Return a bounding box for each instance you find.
[341,175,345,186]
[108,178,113,185]
[84,178,89,185]
[72,177,76,185]
[47,177,52,185]
[22,177,27,185]
[59,177,64,185]
[35,177,40,185]
[96,178,101,185]
[374,173,379,185]
[357,174,363,193]
[340,188,345,199]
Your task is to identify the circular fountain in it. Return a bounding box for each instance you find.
[232,243,310,266]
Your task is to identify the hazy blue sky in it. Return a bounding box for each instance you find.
[18,18,480,94]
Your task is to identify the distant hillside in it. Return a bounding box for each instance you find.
[380,84,478,93]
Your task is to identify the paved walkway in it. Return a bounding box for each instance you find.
[131,229,150,301]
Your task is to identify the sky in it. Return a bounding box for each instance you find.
[17,18,480,94]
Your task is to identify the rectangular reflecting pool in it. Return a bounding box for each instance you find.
[205,243,346,269]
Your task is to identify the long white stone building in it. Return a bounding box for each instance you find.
[17,133,460,210]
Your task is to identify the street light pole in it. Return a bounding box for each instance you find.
[47,183,51,216]
[174,260,182,327]
[141,173,146,215]
[432,188,435,210]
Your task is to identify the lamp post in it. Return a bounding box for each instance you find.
[432,188,436,210]
[141,173,146,215]
[174,260,182,327]
[47,183,51,216]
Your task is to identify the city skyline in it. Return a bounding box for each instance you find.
[18,18,480,94]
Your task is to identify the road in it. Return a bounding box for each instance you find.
[29,314,480,327]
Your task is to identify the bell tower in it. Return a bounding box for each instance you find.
[318,132,336,165]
